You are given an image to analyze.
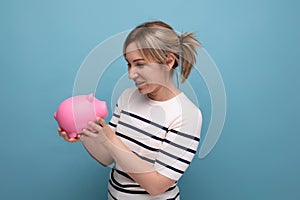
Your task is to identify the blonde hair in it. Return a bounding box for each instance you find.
[123,21,201,82]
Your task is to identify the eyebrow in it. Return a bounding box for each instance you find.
[133,58,145,63]
[125,58,145,64]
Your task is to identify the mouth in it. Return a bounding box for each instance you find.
[135,81,145,87]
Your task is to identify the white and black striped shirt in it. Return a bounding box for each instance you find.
[108,88,202,200]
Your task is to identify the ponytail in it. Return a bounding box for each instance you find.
[178,32,201,82]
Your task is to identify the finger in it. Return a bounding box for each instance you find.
[62,133,70,141]
[58,128,65,137]
[67,136,81,143]
[58,128,62,136]
[58,130,67,137]
[58,129,72,141]
[58,128,68,136]
[97,117,107,127]
[88,121,102,131]
[81,128,97,137]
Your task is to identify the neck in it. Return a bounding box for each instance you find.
[147,83,180,101]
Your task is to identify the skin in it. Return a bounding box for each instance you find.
[125,43,180,101]
[58,42,181,196]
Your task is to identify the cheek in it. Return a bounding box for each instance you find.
[144,70,161,81]
[139,66,166,83]
[148,73,166,85]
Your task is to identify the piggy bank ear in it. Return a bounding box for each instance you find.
[87,93,94,102]
[54,112,57,119]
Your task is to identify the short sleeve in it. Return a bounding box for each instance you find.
[154,106,202,181]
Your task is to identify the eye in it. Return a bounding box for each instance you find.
[136,63,145,68]
[127,63,131,70]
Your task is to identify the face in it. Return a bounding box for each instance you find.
[125,43,171,96]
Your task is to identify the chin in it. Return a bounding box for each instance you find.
[137,88,148,94]
[137,85,151,95]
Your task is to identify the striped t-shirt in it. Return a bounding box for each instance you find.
[107,88,202,200]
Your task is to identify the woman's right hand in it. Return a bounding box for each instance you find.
[58,128,81,143]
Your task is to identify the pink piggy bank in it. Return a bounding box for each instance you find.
[54,94,108,138]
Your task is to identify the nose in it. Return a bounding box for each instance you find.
[128,67,138,80]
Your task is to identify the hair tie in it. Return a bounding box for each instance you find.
[178,35,183,47]
[178,35,183,68]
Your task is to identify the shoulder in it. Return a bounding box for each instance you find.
[117,87,139,108]
[119,87,136,98]
[178,93,202,121]
[163,92,202,137]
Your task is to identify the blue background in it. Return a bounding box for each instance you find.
[1,0,299,199]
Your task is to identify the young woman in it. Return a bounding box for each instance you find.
[59,21,202,200]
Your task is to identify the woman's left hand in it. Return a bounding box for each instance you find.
[81,117,115,143]
[80,117,115,166]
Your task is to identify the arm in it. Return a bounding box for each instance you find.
[82,118,176,196]
[80,133,114,166]
[107,131,176,196]
[80,100,121,167]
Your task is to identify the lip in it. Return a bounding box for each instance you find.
[135,81,145,87]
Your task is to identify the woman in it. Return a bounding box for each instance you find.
[59,21,202,200]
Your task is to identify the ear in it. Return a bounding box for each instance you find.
[166,53,176,69]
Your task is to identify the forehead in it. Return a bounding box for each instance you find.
[125,43,143,60]
[125,42,139,53]
[125,42,158,64]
